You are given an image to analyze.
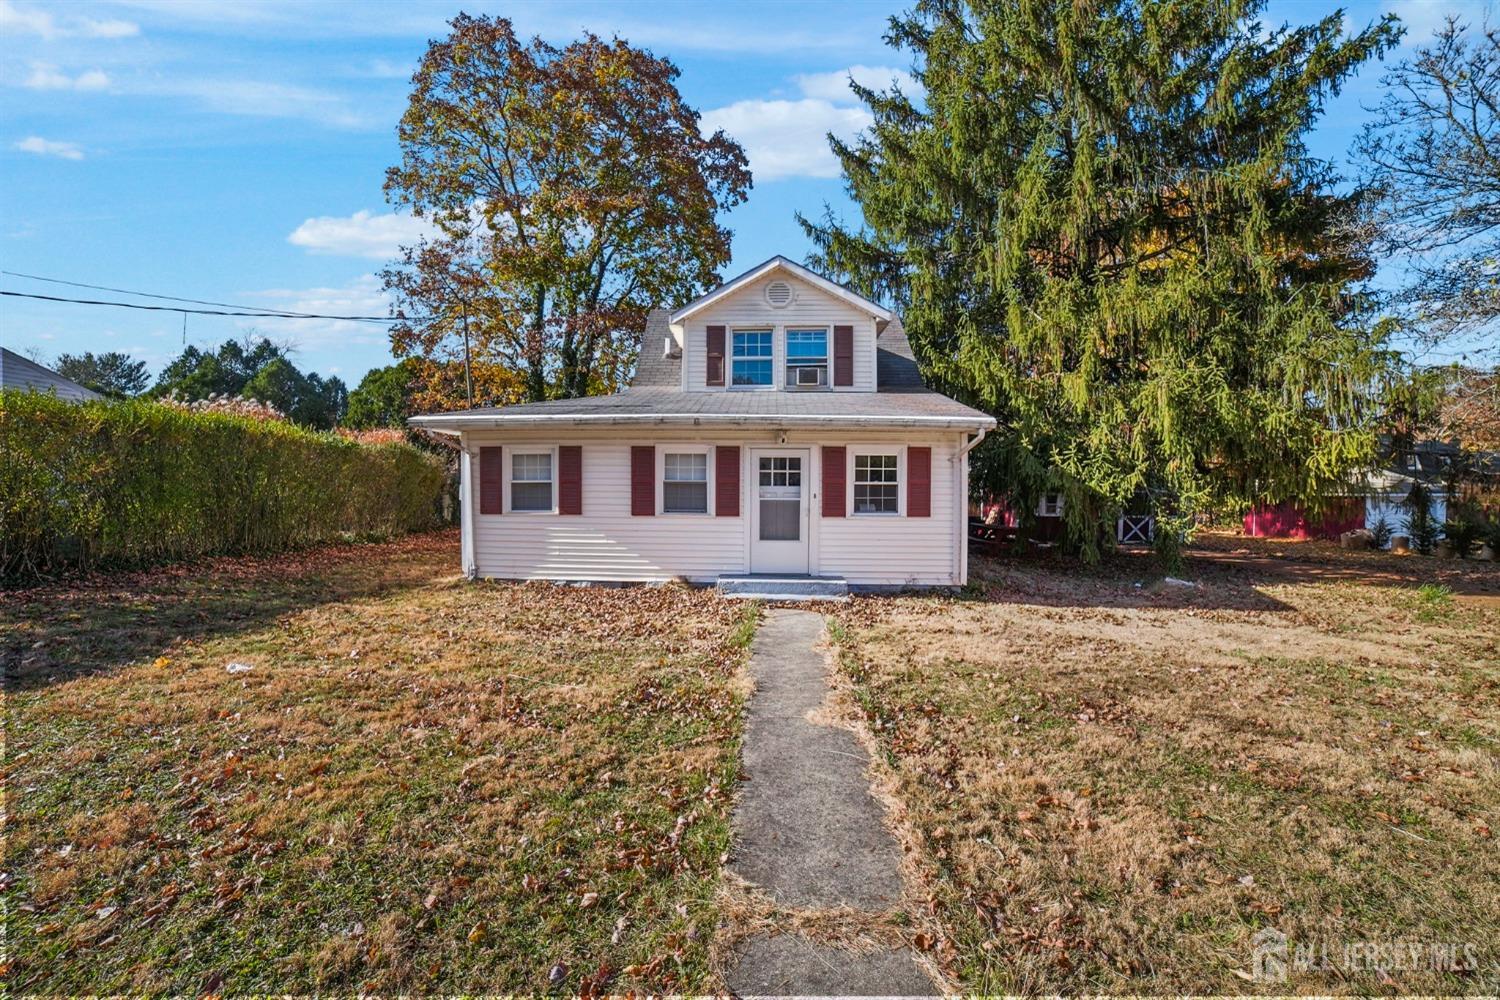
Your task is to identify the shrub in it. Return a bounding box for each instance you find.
[1368,515,1394,549]
[1442,517,1482,558]
[1,391,447,581]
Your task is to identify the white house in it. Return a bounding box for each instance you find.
[411,256,996,596]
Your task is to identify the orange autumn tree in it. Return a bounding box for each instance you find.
[383,14,751,408]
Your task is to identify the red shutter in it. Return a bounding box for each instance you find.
[715,446,740,517]
[907,447,931,517]
[821,446,846,518]
[631,445,655,516]
[833,325,854,387]
[558,445,582,515]
[479,446,503,515]
[706,325,726,386]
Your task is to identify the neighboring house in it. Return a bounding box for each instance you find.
[411,256,996,594]
[1244,440,1466,544]
[0,348,102,402]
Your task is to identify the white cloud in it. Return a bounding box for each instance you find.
[0,1,137,38]
[159,78,368,128]
[244,273,393,348]
[1383,0,1487,45]
[25,63,111,91]
[702,98,871,181]
[794,64,921,103]
[0,0,50,35]
[287,209,433,259]
[14,136,84,160]
[699,64,923,182]
[81,16,139,38]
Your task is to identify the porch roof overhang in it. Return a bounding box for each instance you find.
[410,410,996,434]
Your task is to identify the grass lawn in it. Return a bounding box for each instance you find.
[3,531,756,994]
[829,540,1499,995]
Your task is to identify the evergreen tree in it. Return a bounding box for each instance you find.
[54,351,150,398]
[803,0,1403,558]
[1403,480,1440,554]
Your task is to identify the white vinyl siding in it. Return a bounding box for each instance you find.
[472,441,745,582]
[682,273,877,392]
[818,439,960,585]
[465,432,966,586]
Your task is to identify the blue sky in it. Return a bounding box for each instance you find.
[0,0,1485,389]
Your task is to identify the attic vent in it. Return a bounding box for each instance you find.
[765,280,794,308]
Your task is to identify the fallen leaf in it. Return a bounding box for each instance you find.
[467,921,486,943]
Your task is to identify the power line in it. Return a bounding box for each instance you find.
[1,289,416,323]
[1,269,339,318]
[0,269,432,323]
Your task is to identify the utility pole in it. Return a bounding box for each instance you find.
[459,300,474,409]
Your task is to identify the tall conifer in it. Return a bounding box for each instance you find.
[804,0,1403,557]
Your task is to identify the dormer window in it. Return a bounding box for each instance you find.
[732,329,773,387]
[785,328,828,389]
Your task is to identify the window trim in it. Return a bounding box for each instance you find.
[848,447,903,517]
[505,445,558,515]
[657,444,715,516]
[1036,492,1064,518]
[729,327,775,391]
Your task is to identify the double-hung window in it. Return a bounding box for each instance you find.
[663,451,708,513]
[731,330,773,387]
[853,453,899,514]
[1036,493,1064,517]
[510,451,553,512]
[785,328,828,388]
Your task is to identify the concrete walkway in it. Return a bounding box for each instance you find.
[725,609,934,997]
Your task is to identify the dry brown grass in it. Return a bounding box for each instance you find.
[3,530,757,995]
[829,548,1500,995]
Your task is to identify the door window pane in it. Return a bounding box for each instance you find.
[759,500,800,540]
[757,456,801,538]
[758,455,801,488]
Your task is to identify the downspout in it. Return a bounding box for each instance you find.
[954,425,989,460]
[952,425,989,588]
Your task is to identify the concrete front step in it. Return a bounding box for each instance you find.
[717,574,849,602]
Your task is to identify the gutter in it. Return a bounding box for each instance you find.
[409,412,997,433]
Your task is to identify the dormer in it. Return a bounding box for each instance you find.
[668,256,892,394]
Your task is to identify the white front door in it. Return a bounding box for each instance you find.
[750,448,810,574]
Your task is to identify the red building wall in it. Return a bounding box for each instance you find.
[1243,498,1365,540]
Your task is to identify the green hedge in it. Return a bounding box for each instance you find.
[1,391,448,581]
